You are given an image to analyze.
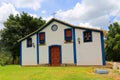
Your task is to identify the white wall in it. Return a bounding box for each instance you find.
[39,46,48,64]
[21,20,103,66]
[75,29,103,65]
[39,21,74,64]
[22,34,37,65]
[62,44,74,63]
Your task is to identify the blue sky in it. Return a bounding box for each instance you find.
[16,0,81,17]
[0,0,120,30]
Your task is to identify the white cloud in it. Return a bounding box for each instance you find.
[79,23,100,29]
[55,0,120,29]
[43,16,53,22]
[29,13,38,18]
[13,0,43,10]
[0,3,19,29]
[56,3,86,22]
[41,10,46,14]
[0,0,45,30]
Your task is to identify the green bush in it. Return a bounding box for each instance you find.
[0,51,12,66]
[105,22,120,61]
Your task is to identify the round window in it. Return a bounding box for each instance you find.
[51,24,58,31]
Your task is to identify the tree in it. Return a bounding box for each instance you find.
[0,51,12,66]
[1,12,46,64]
[0,30,2,52]
[105,22,120,61]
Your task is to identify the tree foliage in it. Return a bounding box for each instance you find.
[105,22,120,61]
[0,51,12,66]
[1,12,46,64]
[0,30,2,52]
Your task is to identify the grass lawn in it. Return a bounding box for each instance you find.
[0,65,118,80]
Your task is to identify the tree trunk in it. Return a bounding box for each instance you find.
[12,54,16,64]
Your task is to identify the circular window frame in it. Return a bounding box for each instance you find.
[51,24,58,31]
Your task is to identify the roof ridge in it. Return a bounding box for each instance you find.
[18,18,104,42]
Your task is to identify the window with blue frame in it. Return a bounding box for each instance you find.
[83,31,92,42]
[39,32,45,44]
[64,28,72,42]
[27,38,32,47]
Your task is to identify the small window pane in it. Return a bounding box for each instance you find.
[40,33,45,41]
[65,28,72,42]
[83,31,92,42]
[27,38,32,47]
[39,32,45,44]
[66,29,72,37]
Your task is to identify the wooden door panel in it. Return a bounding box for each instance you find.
[50,46,61,66]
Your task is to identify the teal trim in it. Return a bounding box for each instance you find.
[100,32,106,65]
[20,42,22,66]
[36,33,39,64]
[73,28,77,64]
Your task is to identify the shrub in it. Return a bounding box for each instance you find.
[0,51,12,66]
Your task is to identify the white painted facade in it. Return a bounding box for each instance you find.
[20,18,105,66]
[75,29,103,65]
[39,21,74,64]
[21,34,37,65]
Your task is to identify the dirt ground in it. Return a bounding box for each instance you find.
[104,61,120,80]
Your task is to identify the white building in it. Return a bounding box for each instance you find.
[18,18,105,66]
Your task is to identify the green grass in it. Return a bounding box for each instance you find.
[114,70,120,75]
[0,65,115,80]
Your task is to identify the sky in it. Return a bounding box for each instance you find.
[0,0,120,30]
